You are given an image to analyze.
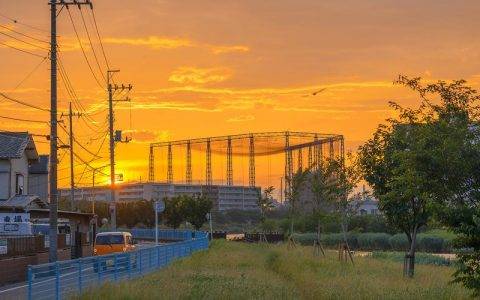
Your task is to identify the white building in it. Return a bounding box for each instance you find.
[0,132,39,200]
[59,182,260,211]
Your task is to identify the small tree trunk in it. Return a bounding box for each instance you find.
[404,226,418,278]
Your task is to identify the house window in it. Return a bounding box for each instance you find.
[15,174,24,195]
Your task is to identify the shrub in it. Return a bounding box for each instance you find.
[371,251,453,266]
[357,233,391,250]
[389,234,410,251]
[418,235,445,253]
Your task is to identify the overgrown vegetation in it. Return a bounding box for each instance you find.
[293,231,455,253]
[77,240,468,299]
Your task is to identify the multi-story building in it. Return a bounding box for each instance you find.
[59,182,260,211]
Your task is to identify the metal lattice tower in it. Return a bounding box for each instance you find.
[297,148,303,171]
[148,131,344,188]
[148,145,154,182]
[308,146,313,169]
[249,134,255,187]
[206,138,212,185]
[186,140,192,184]
[167,143,173,183]
[226,137,233,186]
[329,138,334,160]
[284,132,293,197]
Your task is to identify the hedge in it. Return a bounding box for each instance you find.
[293,231,455,253]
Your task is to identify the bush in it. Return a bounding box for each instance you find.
[371,251,453,266]
[276,232,454,253]
[389,234,410,251]
[357,233,391,250]
[418,235,445,253]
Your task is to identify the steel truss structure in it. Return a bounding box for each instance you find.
[149,131,344,196]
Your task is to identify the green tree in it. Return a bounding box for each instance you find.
[183,195,213,230]
[164,196,186,229]
[310,161,336,250]
[258,186,275,230]
[286,169,309,237]
[391,77,480,293]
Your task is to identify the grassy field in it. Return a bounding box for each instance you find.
[77,240,469,300]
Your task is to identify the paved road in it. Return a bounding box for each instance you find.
[0,242,157,300]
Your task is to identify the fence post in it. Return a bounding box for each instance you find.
[114,254,118,281]
[27,265,32,300]
[97,256,101,281]
[139,249,142,274]
[127,252,132,279]
[55,262,60,300]
[78,260,82,293]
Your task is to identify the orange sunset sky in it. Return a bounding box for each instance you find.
[1,0,480,189]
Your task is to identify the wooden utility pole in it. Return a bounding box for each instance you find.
[48,0,58,263]
[48,0,92,263]
[67,102,81,211]
[107,70,132,231]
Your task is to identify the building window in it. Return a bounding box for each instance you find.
[15,174,25,195]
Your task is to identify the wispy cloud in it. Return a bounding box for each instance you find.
[123,129,170,143]
[168,67,232,84]
[102,35,250,55]
[226,115,255,122]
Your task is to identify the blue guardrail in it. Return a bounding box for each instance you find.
[27,230,209,300]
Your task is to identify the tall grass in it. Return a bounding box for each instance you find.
[77,240,469,299]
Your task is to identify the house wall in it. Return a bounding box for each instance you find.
[28,173,48,202]
[9,153,29,198]
[0,160,10,200]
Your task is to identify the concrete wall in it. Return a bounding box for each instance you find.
[9,153,29,197]
[0,248,71,285]
[0,160,10,200]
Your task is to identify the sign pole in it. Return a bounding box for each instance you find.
[155,200,158,245]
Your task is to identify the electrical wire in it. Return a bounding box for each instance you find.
[0,92,50,112]
[89,8,109,70]
[0,12,49,33]
[65,7,105,89]
[58,122,102,159]
[0,40,47,58]
[0,24,49,44]
[13,56,48,90]
[0,31,50,51]
[78,7,106,82]
[0,115,47,123]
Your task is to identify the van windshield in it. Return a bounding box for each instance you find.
[96,235,124,245]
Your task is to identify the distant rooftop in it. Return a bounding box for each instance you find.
[0,132,38,161]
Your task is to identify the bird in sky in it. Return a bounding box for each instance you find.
[302,88,327,97]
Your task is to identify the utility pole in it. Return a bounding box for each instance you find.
[48,0,92,263]
[107,70,132,231]
[48,0,58,263]
[66,102,81,211]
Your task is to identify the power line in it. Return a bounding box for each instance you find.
[58,122,102,159]
[65,7,105,89]
[0,31,50,51]
[0,40,48,58]
[13,56,48,90]
[78,7,106,82]
[0,24,49,44]
[0,12,49,33]
[0,92,50,112]
[90,8,110,70]
[0,114,47,123]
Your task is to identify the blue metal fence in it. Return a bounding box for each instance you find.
[27,230,209,300]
